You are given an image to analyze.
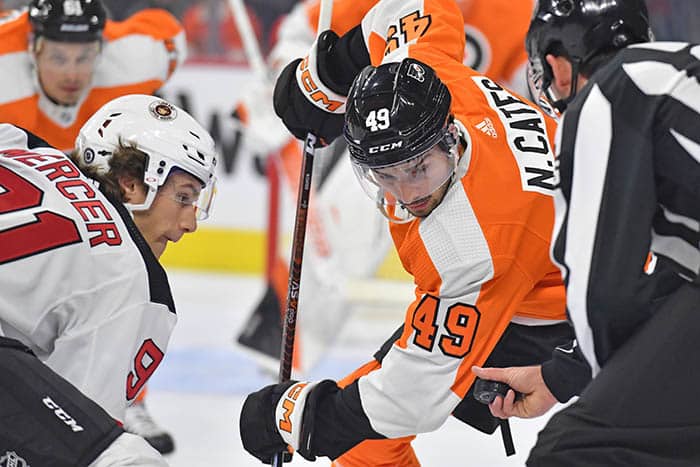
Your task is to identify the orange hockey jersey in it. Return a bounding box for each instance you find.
[274,0,564,449]
[295,0,533,90]
[0,8,185,151]
[350,0,563,439]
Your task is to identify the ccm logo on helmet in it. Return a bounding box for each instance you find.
[369,141,403,154]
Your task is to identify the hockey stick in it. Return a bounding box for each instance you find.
[271,0,333,465]
[227,0,267,79]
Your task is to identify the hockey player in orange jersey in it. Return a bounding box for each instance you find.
[0,0,185,152]
[236,0,538,379]
[239,0,591,464]
[0,0,186,453]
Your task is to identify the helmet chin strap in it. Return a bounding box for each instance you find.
[124,185,157,215]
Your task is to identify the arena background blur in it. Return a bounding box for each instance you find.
[3,0,697,69]
[1,2,698,465]
[2,0,698,277]
[0,0,695,287]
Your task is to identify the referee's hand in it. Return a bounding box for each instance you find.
[472,365,557,419]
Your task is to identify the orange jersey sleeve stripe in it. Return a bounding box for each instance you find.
[457,0,533,82]
[0,11,30,54]
[102,8,183,42]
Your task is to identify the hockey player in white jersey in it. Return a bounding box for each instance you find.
[0,94,217,465]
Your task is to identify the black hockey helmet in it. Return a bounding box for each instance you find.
[29,0,107,42]
[526,0,652,115]
[343,58,454,169]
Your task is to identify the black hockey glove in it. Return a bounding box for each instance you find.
[240,380,296,463]
[273,30,348,147]
[240,379,339,463]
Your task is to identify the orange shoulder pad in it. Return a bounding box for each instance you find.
[0,11,31,55]
[103,8,182,42]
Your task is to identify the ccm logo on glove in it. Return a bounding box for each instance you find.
[275,381,318,449]
[278,382,308,433]
[295,44,346,114]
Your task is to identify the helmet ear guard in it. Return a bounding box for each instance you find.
[75,94,219,220]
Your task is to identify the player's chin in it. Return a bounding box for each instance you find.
[56,91,82,106]
[152,238,169,258]
[404,198,436,218]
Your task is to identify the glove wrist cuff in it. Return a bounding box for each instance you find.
[274,381,318,450]
[295,38,347,114]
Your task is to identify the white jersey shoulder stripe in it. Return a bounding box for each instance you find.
[419,173,493,298]
[361,0,425,64]
[0,51,35,105]
[94,31,186,88]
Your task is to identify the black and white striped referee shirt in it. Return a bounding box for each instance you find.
[552,42,700,376]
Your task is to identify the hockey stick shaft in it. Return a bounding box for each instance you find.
[271,134,315,467]
[277,133,315,385]
[227,0,267,78]
[271,1,333,465]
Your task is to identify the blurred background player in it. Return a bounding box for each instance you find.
[234,0,538,378]
[0,0,185,151]
[181,0,263,62]
[0,0,187,452]
[0,94,217,463]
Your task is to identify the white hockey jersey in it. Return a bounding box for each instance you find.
[0,124,176,422]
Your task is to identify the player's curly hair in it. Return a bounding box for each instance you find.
[70,141,147,202]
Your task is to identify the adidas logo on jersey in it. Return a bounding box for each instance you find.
[475,117,497,138]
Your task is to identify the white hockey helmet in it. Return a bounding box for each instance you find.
[75,94,218,219]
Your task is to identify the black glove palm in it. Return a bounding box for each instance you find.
[240,381,295,464]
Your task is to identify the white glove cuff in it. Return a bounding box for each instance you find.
[295,38,347,114]
[274,381,319,450]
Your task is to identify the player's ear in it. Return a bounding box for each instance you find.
[119,175,145,204]
[545,54,573,97]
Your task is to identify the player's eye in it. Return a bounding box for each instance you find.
[374,170,395,181]
[49,54,67,66]
[174,192,195,205]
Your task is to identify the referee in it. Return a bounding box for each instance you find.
[476,0,700,465]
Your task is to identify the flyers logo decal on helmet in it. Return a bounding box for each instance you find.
[407,63,425,82]
[149,101,178,121]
